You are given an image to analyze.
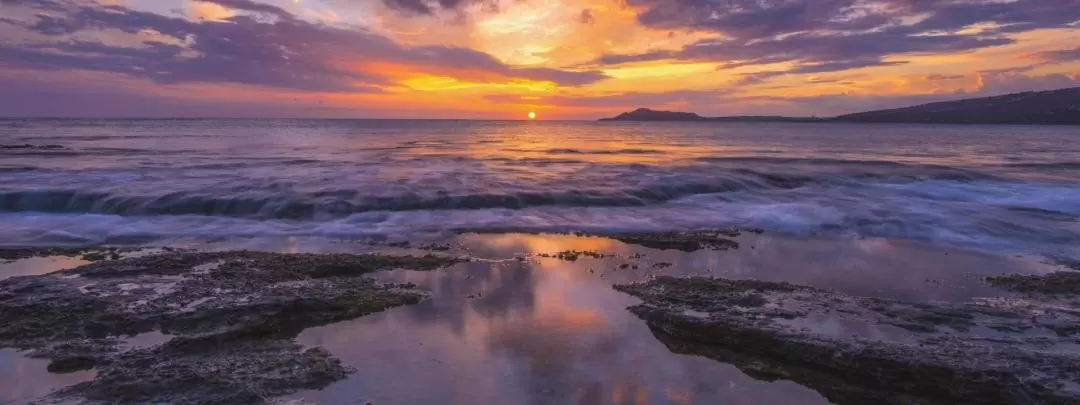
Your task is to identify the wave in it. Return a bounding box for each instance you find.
[0,167,41,173]
[544,148,667,155]
[173,159,325,170]
[693,156,975,170]
[1001,162,1080,169]
[0,144,65,150]
[0,168,855,218]
[2,171,1064,220]
[501,148,667,155]
[0,185,763,219]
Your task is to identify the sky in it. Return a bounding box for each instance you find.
[0,0,1079,119]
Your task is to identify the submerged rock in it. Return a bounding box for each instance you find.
[0,246,134,263]
[0,251,460,405]
[537,250,611,261]
[606,230,744,252]
[988,271,1080,295]
[615,276,1080,405]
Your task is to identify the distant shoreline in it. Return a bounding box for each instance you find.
[600,86,1080,126]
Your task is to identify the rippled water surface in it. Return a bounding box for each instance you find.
[1,119,1078,260]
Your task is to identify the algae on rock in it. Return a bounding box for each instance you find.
[0,251,460,405]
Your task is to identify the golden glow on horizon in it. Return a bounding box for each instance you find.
[14,0,1076,119]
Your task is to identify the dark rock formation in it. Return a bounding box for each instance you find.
[615,275,1080,404]
[606,230,742,252]
[599,108,707,121]
[0,251,461,405]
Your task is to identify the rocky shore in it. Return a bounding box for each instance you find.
[0,251,461,405]
[615,273,1080,404]
[2,230,1075,404]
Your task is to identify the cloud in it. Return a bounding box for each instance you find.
[736,58,908,85]
[629,0,1080,38]
[0,0,606,93]
[974,68,1080,95]
[925,74,966,81]
[377,0,498,16]
[579,9,595,25]
[489,68,1080,118]
[198,0,293,19]
[1028,47,1080,63]
[737,70,1080,116]
[597,0,1080,81]
[485,89,727,108]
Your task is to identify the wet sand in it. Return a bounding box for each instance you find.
[0,232,1065,405]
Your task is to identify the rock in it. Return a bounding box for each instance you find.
[987,271,1080,295]
[0,247,133,263]
[607,230,741,252]
[0,247,94,261]
[538,250,611,261]
[69,338,350,405]
[615,276,1080,405]
[0,251,461,405]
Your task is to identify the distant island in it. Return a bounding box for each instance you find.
[599,108,822,123]
[601,86,1080,125]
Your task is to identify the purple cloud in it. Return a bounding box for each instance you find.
[579,9,595,25]
[199,0,293,19]
[925,74,966,81]
[0,0,607,93]
[378,0,499,15]
[1031,47,1080,63]
[598,0,1080,80]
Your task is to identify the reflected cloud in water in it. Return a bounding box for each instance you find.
[294,233,1048,404]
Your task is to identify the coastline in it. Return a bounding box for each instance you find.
[2,231,1074,405]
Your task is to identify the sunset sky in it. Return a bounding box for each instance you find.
[1,0,1079,119]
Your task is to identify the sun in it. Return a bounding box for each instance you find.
[528,111,537,120]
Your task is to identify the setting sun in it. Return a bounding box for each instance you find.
[528,111,537,120]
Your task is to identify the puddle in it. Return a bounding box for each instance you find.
[0,349,95,404]
[0,256,89,281]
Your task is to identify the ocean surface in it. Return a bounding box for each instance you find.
[1,119,1078,260]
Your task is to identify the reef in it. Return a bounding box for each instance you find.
[605,230,752,252]
[0,251,460,405]
[615,275,1080,405]
[988,271,1080,295]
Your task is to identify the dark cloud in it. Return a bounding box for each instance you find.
[925,74,966,81]
[630,0,1080,38]
[0,0,606,93]
[683,27,1011,70]
[1030,47,1080,63]
[0,72,337,118]
[599,0,1080,81]
[595,50,674,65]
[579,9,595,25]
[378,0,498,15]
[738,58,909,84]
[199,0,293,19]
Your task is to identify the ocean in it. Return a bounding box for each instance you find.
[3,119,1080,405]
[2,118,1077,260]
